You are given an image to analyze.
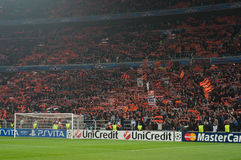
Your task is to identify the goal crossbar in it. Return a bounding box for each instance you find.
[14,113,81,139]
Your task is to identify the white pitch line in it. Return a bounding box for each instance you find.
[127,144,223,152]
[128,146,188,152]
[128,148,155,152]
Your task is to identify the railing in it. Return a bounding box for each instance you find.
[0,119,133,130]
[75,120,132,130]
[0,55,240,72]
[0,119,14,129]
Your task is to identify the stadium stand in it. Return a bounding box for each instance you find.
[50,0,241,18]
[0,13,240,66]
[0,62,240,131]
[0,1,240,133]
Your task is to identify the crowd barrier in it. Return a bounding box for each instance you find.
[1,128,241,143]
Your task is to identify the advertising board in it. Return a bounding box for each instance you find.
[74,130,182,142]
[0,128,15,136]
[183,132,241,143]
[0,128,66,138]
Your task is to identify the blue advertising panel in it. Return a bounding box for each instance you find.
[17,129,67,138]
[0,128,15,136]
[0,56,240,73]
[183,132,241,143]
[0,128,67,138]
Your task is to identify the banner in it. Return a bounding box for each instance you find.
[148,90,156,106]
[74,130,182,142]
[183,132,241,143]
[0,128,15,136]
[17,129,67,138]
[0,128,66,138]
[0,56,240,73]
[137,78,143,87]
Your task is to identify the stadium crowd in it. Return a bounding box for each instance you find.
[0,61,240,132]
[0,0,239,19]
[0,14,240,66]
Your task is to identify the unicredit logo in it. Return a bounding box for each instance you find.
[81,130,118,139]
[123,131,172,141]
[123,131,131,140]
[75,130,82,138]
[184,133,196,141]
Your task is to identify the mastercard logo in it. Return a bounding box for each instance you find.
[184,133,196,141]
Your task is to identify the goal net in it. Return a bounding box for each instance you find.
[14,113,82,139]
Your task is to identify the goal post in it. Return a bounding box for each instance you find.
[14,113,82,139]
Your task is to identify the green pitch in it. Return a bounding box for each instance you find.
[0,137,240,160]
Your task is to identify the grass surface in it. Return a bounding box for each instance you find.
[0,137,240,160]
